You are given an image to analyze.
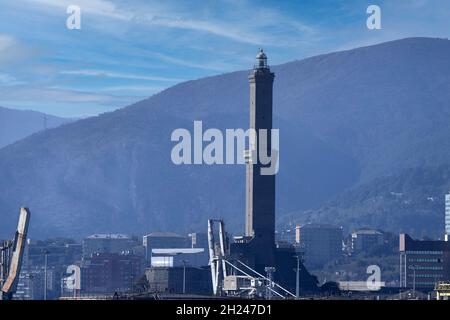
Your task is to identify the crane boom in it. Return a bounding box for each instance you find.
[1,207,30,300]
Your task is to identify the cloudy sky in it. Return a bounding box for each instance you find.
[1,0,449,117]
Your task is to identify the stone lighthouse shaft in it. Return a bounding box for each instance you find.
[244,49,276,270]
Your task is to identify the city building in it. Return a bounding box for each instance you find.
[351,229,384,253]
[445,192,450,241]
[297,223,343,268]
[15,238,82,300]
[189,232,209,265]
[399,234,450,290]
[275,228,296,244]
[189,232,208,249]
[151,248,207,268]
[80,252,144,294]
[15,266,61,300]
[143,232,190,260]
[145,266,211,295]
[82,234,138,258]
[435,282,450,300]
[24,238,82,269]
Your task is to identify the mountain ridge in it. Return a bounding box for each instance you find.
[1,37,449,238]
[0,106,71,150]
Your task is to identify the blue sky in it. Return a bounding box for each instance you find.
[0,0,450,117]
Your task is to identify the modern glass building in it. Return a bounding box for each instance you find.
[296,223,343,268]
[399,234,450,290]
[445,192,450,239]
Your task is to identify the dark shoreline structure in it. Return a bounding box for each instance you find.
[229,50,318,294]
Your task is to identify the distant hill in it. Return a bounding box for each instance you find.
[281,165,450,236]
[1,37,450,238]
[0,106,71,149]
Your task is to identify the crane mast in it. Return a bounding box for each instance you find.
[0,207,31,300]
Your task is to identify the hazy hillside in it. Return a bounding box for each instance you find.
[1,37,450,238]
[0,106,70,149]
[281,165,450,236]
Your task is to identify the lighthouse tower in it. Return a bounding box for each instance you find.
[244,49,276,271]
[228,50,318,293]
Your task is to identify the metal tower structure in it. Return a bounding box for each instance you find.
[207,219,294,299]
[0,207,31,300]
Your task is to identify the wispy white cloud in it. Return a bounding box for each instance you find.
[7,0,450,118]
[0,85,138,105]
[144,51,234,72]
[0,34,15,51]
[60,69,184,82]
[142,15,264,45]
[0,73,23,86]
[129,1,319,47]
[51,84,167,96]
[98,84,166,93]
[22,0,316,47]
[24,0,131,20]
[0,34,37,66]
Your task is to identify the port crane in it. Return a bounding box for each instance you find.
[207,219,295,299]
[0,207,31,300]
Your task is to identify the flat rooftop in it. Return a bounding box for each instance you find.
[85,234,131,239]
